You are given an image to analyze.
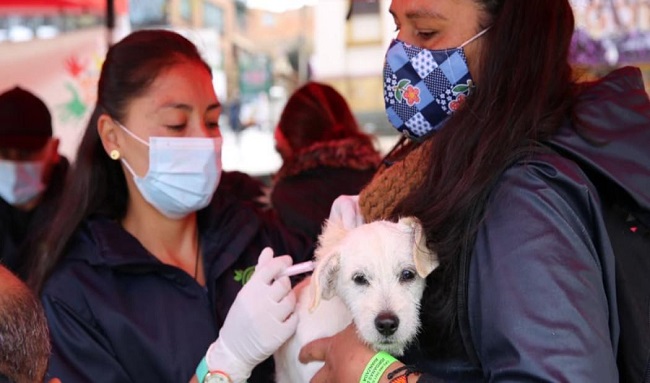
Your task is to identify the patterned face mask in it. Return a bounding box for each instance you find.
[383,28,490,140]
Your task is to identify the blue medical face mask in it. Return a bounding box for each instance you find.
[117,122,222,219]
[383,28,490,140]
[0,159,46,206]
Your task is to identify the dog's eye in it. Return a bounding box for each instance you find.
[352,273,369,286]
[400,269,416,282]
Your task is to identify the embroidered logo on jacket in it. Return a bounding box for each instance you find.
[234,266,255,286]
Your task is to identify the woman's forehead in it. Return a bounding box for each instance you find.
[132,62,218,111]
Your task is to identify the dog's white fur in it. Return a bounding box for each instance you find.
[274,217,438,383]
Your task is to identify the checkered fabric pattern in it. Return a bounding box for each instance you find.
[383,39,473,139]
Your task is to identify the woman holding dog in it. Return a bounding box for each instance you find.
[27,30,311,383]
[300,0,650,382]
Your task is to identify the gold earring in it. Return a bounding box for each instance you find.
[110,149,120,160]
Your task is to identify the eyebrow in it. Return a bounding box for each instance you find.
[207,102,221,112]
[389,7,448,21]
[160,102,222,112]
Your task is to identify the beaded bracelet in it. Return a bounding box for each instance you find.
[360,351,398,383]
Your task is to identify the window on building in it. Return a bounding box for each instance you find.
[346,0,381,45]
[262,12,276,27]
[180,0,193,22]
[130,0,167,27]
[349,0,380,16]
[235,0,248,31]
[203,2,224,33]
[0,13,102,43]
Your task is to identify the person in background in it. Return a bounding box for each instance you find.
[27,29,311,383]
[271,81,381,242]
[227,91,243,135]
[299,0,650,382]
[0,86,68,278]
[0,265,53,383]
[218,169,269,210]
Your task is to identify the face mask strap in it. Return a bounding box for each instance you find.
[459,27,491,48]
[120,156,140,179]
[115,120,149,147]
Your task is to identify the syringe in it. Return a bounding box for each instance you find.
[277,260,316,278]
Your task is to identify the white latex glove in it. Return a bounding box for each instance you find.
[205,247,297,383]
[328,194,364,229]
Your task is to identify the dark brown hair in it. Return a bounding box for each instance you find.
[391,0,577,357]
[28,29,212,293]
[277,81,374,153]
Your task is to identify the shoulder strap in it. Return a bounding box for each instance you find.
[457,234,481,367]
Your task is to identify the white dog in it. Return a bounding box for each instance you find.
[274,217,439,383]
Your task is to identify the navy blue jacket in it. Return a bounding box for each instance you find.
[0,198,32,270]
[403,67,650,381]
[40,192,312,382]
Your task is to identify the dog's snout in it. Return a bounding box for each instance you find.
[375,311,399,336]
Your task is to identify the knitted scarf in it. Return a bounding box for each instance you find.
[359,139,432,222]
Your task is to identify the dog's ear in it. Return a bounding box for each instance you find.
[309,219,348,311]
[398,216,439,278]
[309,249,340,311]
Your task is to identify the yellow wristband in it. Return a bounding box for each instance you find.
[360,351,398,383]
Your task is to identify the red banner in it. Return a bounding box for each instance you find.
[0,0,127,14]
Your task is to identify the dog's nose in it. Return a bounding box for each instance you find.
[375,312,399,336]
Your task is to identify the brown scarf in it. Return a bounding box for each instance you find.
[359,139,432,222]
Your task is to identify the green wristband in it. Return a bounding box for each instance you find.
[360,351,398,383]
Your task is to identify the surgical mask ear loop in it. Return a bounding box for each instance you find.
[459,27,491,49]
[120,155,140,179]
[114,120,149,178]
[115,120,150,147]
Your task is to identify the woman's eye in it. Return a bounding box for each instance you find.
[166,124,186,131]
[206,121,220,130]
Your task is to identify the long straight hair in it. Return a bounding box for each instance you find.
[392,0,577,356]
[28,30,212,293]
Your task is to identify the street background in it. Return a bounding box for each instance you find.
[1,0,648,177]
